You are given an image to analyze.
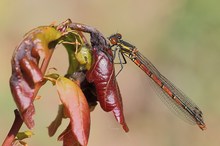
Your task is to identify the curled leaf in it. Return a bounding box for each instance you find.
[9,19,71,128]
[86,48,129,132]
[56,76,90,146]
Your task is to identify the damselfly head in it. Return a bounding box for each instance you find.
[108,33,122,45]
[115,33,122,39]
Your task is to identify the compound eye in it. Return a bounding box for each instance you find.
[114,33,122,40]
[116,33,122,39]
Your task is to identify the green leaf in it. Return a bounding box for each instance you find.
[61,31,92,75]
[62,32,82,75]
[15,130,34,140]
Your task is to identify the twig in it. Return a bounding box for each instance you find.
[2,109,23,146]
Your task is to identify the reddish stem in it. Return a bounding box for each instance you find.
[2,109,23,146]
[40,49,54,74]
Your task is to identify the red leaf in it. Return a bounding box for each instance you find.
[58,124,81,146]
[9,25,64,128]
[86,48,129,132]
[56,76,90,146]
[19,56,43,88]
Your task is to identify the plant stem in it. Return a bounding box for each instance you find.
[2,109,23,146]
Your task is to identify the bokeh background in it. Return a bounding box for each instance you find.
[0,0,220,145]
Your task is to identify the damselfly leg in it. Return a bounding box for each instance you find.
[111,46,127,76]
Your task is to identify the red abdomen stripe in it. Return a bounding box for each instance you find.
[133,58,174,99]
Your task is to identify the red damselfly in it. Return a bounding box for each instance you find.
[108,33,206,130]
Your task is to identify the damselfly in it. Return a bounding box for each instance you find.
[108,33,206,130]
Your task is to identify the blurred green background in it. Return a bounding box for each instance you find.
[1,0,220,145]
